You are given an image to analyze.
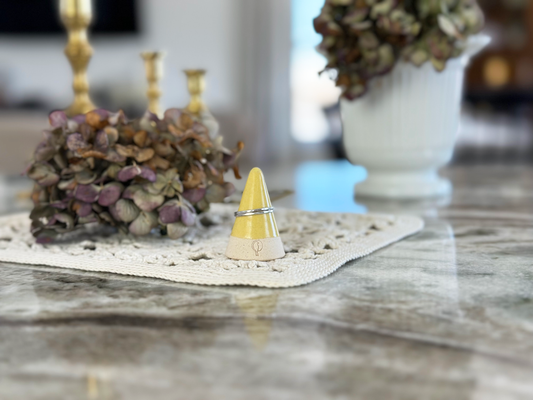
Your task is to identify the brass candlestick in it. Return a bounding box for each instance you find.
[60,0,96,116]
[141,52,165,117]
[184,69,219,138]
[184,69,207,116]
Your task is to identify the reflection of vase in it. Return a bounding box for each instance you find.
[184,70,220,138]
[342,35,490,199]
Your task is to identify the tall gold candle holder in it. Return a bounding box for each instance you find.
[141,52,166,117]
[60,0,96,116]
[184,69,207,116]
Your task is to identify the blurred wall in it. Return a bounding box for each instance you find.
[0,0,242,113]
[0,0,292,173]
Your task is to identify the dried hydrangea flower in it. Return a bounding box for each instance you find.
[314,0,484,99]
[147,169,183,197]
[26,109,244,242]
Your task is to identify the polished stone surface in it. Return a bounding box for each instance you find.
[0,164,532,400]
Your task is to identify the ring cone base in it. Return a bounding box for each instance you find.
[226,236,285,261]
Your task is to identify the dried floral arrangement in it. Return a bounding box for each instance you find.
[314,0,484,99]
[27,109,244,243]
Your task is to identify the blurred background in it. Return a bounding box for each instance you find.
[0,0,531,208]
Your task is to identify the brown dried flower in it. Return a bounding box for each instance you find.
[27,109,244,243]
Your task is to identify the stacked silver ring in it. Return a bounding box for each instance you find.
[234,207,274,217]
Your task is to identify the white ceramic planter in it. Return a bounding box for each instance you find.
[342,35,490,199]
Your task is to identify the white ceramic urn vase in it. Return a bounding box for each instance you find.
[342,35,490,198]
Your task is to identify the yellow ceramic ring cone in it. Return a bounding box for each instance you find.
[226,168,285,261]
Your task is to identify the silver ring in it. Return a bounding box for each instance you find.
[234,207,274,217]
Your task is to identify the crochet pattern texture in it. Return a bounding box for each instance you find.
[0,205,423,288]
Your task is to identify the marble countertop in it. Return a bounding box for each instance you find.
[0,164,532,400]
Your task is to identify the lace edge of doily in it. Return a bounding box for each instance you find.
[0,214,424,288]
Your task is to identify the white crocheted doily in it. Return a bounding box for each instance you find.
[0,205,423,288]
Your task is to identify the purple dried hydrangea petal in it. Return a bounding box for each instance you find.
[167,222,189,239]
[192,121,210,137]
[75,201,93,217]
[132,190,165,212]
[92,175,107,185]
[163,108,182,123]
[129,211,158,236]
[139,167,157,183]
[94,130,109,153]
[222,153,236,168]
[67,133,90,152]
[111,199,140,223]
[49,111,68,128]
[98,182,123,206]
[144,111,160,122]
[182,187,206,204]
[93,109,109,119]
[34,141,56,162]
[158,202,181,224]
[71,114,86,124]
[117,165,142,182]
[74,184,100,203]
[180,204,196,226]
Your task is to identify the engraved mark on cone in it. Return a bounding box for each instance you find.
[252,240,263,256]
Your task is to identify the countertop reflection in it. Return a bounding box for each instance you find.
[0,163,532,400]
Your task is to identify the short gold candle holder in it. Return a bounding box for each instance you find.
[184,69,219,138]
[60,0,96,116]
[184,69,207,116]
[141,52,166,117]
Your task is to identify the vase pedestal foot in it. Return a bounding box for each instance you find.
[355,169,451,199]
